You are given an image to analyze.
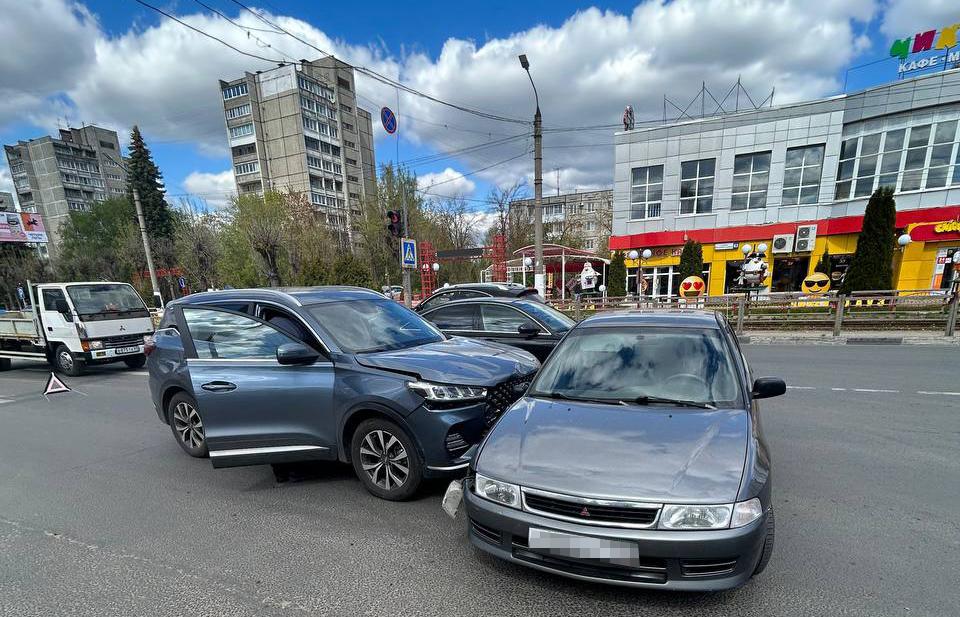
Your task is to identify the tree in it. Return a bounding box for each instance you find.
[175,202,223,291]
[815,249,831,275]
[0,243,47,309]
[127,126,174,240]
[607,250,626,296]
[56,197,138,281]
[330,252,374,288]
[227,192,291,287]
[678,239,704,280]
[840,187,896,294]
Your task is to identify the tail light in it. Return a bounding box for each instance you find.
[143,334,157,357]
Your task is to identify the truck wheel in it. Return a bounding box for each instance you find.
[123,354,146,369]
[54,344,84,377]
[0,358,11,372]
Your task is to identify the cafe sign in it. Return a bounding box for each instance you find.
[934,221,960,234]
[890,22,960,75]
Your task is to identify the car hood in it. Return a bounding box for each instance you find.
[355,336,539,386]
[477,397,749,504]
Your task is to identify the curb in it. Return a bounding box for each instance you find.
[846,337,902,345]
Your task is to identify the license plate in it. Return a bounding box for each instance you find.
[115,346,140,355]
[528,528,640,567]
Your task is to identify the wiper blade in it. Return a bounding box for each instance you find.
[535,392,624,405]
[624,396,716,410]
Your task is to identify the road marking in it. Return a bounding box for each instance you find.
[852,388,900,393]
[916,390,960,396]
[831,388,847,391]
[787,386,816,390]
[127,371,148,376]
[0,398,12,405]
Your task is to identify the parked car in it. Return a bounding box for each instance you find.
[419,298,575,362]
[382,285,404,301]
[458,310,786,590]
[146,287,539,501]
[415,283,543,313]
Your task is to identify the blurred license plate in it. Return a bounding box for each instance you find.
[116,346,139,354]
[528,528,639,567]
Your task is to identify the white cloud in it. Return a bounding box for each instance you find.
[181,170,236,209]
[5,0,884,193]
[417,167,477,199]
[880,0,957,40]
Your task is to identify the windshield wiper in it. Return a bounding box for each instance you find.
[623,396,716,410]
[534,391,624,406]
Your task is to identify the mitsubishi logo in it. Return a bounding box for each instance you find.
[579,506,590,517]
[119,325,126,331]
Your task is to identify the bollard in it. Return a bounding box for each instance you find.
[735,295,746,335]
[946,288,959,337]
[574,295,582,322]
[833,294,846,337]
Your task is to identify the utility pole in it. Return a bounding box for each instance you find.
[132,186,161,307]
[519,54,545,297]
[401,173,412,308]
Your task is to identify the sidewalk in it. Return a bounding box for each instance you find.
[740,330,960,346]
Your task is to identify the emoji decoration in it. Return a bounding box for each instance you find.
[801,272,831,295]
[679,275,706,298]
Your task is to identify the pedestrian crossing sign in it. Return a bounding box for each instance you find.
[400,238,417,269]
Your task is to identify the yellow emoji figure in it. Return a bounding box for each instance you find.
[801,272,831,295]
[678,275,706,298]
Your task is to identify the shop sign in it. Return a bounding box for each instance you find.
[890,22,960,74]
[651,246,683,257]
[715,242,739,251]
[934,221,960,234]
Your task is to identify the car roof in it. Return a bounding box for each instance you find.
[421,296,533,310]
[429,283,535,296]
[578,310,722,329]
[172,286,385,308]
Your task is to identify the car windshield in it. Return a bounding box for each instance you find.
[307,299,444,353]
[518,300,575,332]
[67,284,148,316]
[529,326,742,407]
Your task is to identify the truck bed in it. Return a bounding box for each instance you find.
[0,310,42,341]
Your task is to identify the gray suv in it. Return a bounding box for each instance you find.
[145,287,539,500]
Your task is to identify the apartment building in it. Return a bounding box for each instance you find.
[510,189,612,253]
[219,57,377,251]
[611,68,960,297]
[0,192,14,212]
[4,125,127,255]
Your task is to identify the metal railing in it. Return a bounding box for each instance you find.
[555,288,960,337]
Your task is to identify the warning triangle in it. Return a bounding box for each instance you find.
[44,372,72,396]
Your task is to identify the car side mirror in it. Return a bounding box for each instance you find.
[517,324,540,337]
[752,377,786,399]
[277,342,320,366]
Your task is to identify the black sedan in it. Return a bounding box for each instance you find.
[419,298,574,362]
[455,310,786,590]
[415,283,543,314]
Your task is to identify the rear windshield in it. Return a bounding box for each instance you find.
[529,326,742,407]
[517,300,575,332]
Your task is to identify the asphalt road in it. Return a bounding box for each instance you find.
[0,345,957,617]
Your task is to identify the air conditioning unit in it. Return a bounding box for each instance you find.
[795,224,818,252]
[772,234,795,254]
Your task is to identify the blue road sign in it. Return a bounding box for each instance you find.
[400,238,417,269]
[178,276,186,289]
[381,107,397,134]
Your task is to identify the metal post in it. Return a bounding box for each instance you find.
[533,107,545,298]
[574,294,582,322]
[735,294,746,335]
[400,180,412,308]
[132,186,161,307]
[946,284,959,337]
[833,294,846,337]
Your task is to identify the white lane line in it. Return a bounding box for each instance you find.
[831,388,847,391]
[127,371,149,376]
[0,398,12,405]
[917,390,960,396]
[787,386,816,390]
[852,388,900,393]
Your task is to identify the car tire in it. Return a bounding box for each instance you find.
[54,344,84,376]
[167,392,208,458]
[752,509,775,577]
[0,358,11,372]
[350,418,423,501]
[123,354,146,369]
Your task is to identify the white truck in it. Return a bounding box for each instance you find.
[0,281,155,376]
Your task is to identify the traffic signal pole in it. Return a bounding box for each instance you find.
[401,180,412,308]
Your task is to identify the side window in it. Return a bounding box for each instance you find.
[454,291,485,300]
[420,292,452,312]
[209,302,251,314]
[256,305,312,344]
[480,305,538,333]
[182,307,298,360]
[41,289,66,310]
[426,304,478,330]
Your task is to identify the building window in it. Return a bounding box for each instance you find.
[226,103,251,120]
[235,161,259,175]
[629,165,663,219]
[346,157,358,166]
[222,83,248,100]
[311,192,327,206]
[298,76,334,101]
[340,103,352,113]
[731,152,770,210]
[901,125,931,191]
[347,174,359,182]
[680,158,715,214]
[98,140,115,149]
[232,143,256,157]
[229,123,254,139]
[343,122,354,131]
[349,192,361,200]
[337,77,351,91]
[344,140,356,149]
[925,120,957,189]
[781,145,823,205]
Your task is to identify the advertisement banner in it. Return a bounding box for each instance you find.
[0,212,49,244]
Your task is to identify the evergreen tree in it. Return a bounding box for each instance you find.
[607,250,626,296]
[678,239,704,280]
[815,249,831,275]
[127,126,173,239]
[840,188,896,293]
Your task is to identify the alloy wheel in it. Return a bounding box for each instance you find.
[358,429,409,491]
[172,401,205,450]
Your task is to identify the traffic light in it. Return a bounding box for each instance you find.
[386,210,403,238]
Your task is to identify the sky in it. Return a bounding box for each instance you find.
[1,0,958,225]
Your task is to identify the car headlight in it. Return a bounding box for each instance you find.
[731,498,764,528]
[407,381,486,402]
[659,504,733,530]
[473,474,521,509]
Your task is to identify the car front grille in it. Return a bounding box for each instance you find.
[522,489,660,528]
[100,334,144,349]
[484,373,535,426]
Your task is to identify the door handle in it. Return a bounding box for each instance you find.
[201,381,237,393]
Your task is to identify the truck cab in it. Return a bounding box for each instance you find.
[0,282,155,375]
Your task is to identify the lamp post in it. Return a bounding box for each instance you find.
[519,53,544,298]
[523,256,533,287]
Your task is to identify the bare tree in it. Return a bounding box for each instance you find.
[175,199,223,291]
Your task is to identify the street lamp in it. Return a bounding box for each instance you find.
[897,233,912,248]
[523,256,533,287]
[519,53,544,298]
[741,244,753,255]
[432,262,440,271]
